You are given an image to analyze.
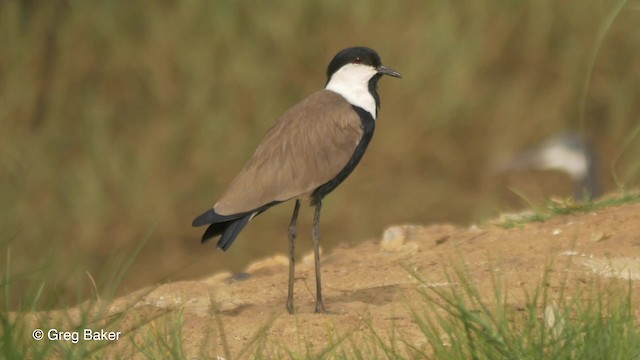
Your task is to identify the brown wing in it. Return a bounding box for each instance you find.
[213,90,363,216]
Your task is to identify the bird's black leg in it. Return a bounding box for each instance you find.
[312,200,327,313]
[286,200,301,314]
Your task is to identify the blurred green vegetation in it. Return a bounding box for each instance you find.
[1,0,639,304]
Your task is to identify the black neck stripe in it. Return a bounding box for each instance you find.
[311,106,375,204]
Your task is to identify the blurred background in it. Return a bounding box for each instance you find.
[2,0,639,307]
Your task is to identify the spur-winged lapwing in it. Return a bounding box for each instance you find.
[495,133,600,200]
[192,47,401,313]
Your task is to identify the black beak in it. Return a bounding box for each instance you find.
[377,65,402,78]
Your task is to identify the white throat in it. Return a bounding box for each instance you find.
[325,63,378,119]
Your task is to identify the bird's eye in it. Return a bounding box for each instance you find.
[354,57,362,63]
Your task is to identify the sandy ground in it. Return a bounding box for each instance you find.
[24,200,640,358]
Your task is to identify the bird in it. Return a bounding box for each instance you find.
[192,47,401,314]
[494,132,600,201]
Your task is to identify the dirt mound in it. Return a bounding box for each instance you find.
[24,201,640,358]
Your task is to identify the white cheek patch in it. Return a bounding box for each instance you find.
[325,63,378,119]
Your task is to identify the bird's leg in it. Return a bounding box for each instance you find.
[286,200,301,314]
[312,200,327,313]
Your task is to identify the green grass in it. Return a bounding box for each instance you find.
[498,191,640,229]
[407,262,640,360]
[0,235,158,359]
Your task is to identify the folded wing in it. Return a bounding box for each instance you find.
[214,90,364,216]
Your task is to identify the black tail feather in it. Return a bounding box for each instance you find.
[217,214,253,251]
[200,213,253,251]
[193,201,282,251]
[192,208,237,227]
[201,221,231,243]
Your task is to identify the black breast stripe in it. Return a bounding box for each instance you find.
[311,106,375,205]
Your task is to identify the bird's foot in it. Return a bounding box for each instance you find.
[286,302,295,315]
[314,303,328,314]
